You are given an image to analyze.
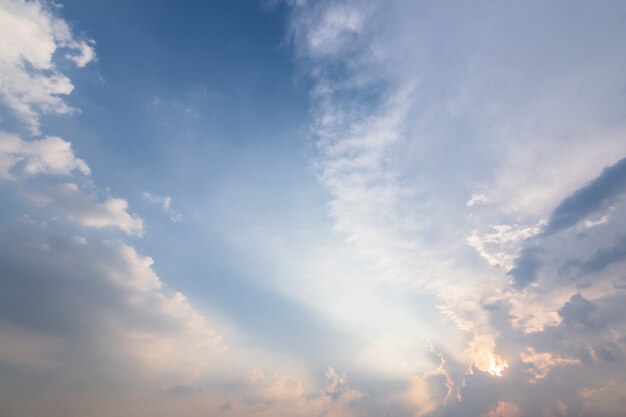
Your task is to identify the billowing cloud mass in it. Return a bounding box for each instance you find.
[0,2,226,416]
[2,0,626,416]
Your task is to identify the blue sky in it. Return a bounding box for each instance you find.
[2,1,626,416]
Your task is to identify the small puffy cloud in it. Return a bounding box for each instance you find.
[520,348,580,382]
[0,0,96,132]
[325,366,350,397]
[246,367,265,384]
[485,401,521,417]
[466,194,487,208]
[142,191,183,223]
[25,183,144,236]
[0,131,90,179]
[65,39,97,68]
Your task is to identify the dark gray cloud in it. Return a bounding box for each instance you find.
[558,293,599,331]
[508,248,542,289]
[579,235,626,275]
[544,157,626,236]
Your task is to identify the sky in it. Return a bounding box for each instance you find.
[1,0,626,416]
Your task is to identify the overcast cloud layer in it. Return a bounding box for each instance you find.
[1,1,626,416]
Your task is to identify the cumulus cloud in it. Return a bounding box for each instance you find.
[0,3,243,417]
[558,293,600,331]
[0,131,90,179]
[0,224,225,417]
[23,182,144,236]
[0,0,95,133]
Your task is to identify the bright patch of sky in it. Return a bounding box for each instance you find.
[2,1,626,416]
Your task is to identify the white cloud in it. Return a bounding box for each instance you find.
[142,191,183,223]
[520,348,580,382]
[25,183,144,236]
[584,215,609,228]
[65,39,96,68]
[0,131,90,179]
[0,0,96,132]
[466,221,544,270]
[466,194,487,208]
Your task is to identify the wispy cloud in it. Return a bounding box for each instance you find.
[143,191,183,223]
[288,0,626,415]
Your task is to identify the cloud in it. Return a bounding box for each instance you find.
[290,0,520,383]
[242,366,363,417]
[2,0,626,415]
[0,0,95,132]
[468,222,543,270]
[143,191,183,223]
[288,0,626,415]
[24,182,144,236]
[0,225,225,416]
[508,248,542,289]
[304,4,365,56]
[65,39,97,68]
[520,348,580,382]
[0,131,90,179]
[0,4,140,237]
[466,194,487,208]
[579,235,626,275]
[543,157,626,236]
[485,402,521,417]
[558,293,599,331]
